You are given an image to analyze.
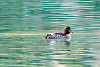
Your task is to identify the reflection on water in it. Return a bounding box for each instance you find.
[0,0,100,32]
[46,38,71,43]
[0,34,100,67]
[46,38,72,67]
[46,38,71,49]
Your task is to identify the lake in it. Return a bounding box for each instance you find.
[0,0,100,67]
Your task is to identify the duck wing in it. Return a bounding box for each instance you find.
[54,33,65,36]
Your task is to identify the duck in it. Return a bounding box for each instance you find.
[45,26,73,39]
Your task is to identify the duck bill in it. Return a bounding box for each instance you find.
[70,30,73,33]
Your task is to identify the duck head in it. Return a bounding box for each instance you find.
[64,26,73,35]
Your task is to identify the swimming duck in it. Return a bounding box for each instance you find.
[45,26,73,39]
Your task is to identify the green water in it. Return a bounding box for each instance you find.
[0,0,100,67]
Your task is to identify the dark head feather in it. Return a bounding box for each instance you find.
[64,26,72,35]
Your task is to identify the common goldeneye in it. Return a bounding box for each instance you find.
[45,26,73,39]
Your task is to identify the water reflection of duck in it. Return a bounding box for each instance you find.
[46,38,71,43]
[46,38,71,46]
[45,26,73,39]
[45,38,72,67]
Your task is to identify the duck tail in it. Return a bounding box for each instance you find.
[45,34,49,39]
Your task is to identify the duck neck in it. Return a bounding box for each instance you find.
[64,32,69,35]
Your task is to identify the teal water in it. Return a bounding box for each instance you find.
[0,0,100,67]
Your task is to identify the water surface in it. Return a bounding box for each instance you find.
[0,0,100,67]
